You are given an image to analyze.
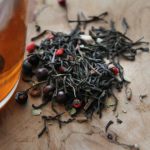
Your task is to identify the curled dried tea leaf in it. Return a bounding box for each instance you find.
[105,120,114,132]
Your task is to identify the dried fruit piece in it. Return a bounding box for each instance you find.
[22,60,33,76]
[55,91,66,103]
[30,87,41,97]
[26,42,36,53]
[28,55,39,66]
[43,84,55,97]
[111,67,119,75]
[35,68,49,81]
[15,91,28,105]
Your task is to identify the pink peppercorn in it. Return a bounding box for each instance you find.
[111,67,119,75]
[26,42,36,53]
[55,48,64,56]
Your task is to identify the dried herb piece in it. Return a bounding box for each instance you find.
[35,24,41,32]
[110,20,116,31]
[31,30,49,41]
[68,12,108,25]
[122,17,129,34]
[105,120,114,133]
[32,99,50,109]
[139,94,147,102]
[125,85,132,101]
[116,118,123,124]
[38,119,47,138]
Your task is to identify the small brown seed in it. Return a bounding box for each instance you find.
[30,87,41,97]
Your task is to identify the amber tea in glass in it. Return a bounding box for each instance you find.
[0,0,27,108]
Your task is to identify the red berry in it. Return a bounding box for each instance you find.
[111,67,119,75]
[55,48,64,56]
[58,0,66,7]
[72,99,82,108]
[58,66,65,73]
[26,42,36,53]
[47,34,54,40]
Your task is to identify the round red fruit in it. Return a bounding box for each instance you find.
[111,67,119,75]
[55,48,64,56]
[26,42,36,53]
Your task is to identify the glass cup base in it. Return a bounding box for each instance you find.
[0,79,19,109]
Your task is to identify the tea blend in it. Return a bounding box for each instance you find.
[15,10,148,149]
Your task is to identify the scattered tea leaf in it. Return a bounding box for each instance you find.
[122,17,129,34]
[125,86,132,101]
[105,120,114,133]
[139,94,147,102]
[116,118,123,124]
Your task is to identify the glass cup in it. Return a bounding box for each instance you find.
[0,0,27,108]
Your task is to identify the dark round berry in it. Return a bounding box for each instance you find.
[28,55,39,66]
[22,60,32,76]
[43,84,55,97]
[35,68,49,81]
[15,91,28,104]
[55,91,66,103]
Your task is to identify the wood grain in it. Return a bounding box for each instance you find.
[0,0,150,150]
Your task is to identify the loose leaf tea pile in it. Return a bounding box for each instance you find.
[15,11,148,145]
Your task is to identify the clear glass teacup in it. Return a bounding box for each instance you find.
[0,0,27,108]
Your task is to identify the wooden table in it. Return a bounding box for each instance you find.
[0,0,150,149]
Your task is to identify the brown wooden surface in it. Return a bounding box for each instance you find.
[0,0,150,150]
